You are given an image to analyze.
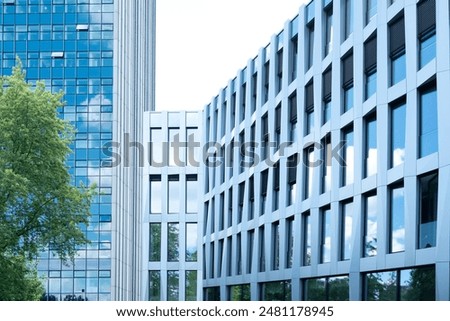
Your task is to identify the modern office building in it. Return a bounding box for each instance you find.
[201,0,450,301]
[0,0,155,301]
[142,111,202,301]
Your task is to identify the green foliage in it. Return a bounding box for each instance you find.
[0,253,44,301]
[0,61,94,299]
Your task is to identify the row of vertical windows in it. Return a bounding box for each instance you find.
[149,270,197,301]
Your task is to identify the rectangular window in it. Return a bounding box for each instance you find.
[364,34,377,100]
[276,49,283,93]
[344,0,353,39]
[260,169,268,215]
[366,0,377,25]
[236,233,242,275]
[289,92,298,143]
[150,128,163,166]
[303,146,314,200]
[252,72,258,113]
[186,127,199,167]
[149,223,161,262]
[342,53,354,113]
[290,36,298,82]
[167,271,179,301]
[226,237,232,276]
[149,271,160,301]
[364,114,377,178]
[417,0,436,68]
[249,175,255,220]
[218,192,224,230]
[210,242,215,278]
[321,207,331,263]
[418,171,438,249]
[247,230,255,274]
[168,175,180,213]
[303,212,312,266]
[340,200,354,261]
[240,83,247,122]
[364,192,378,257]
[168,223,180,262]
[250,124,256,166]
[185,271,197,301]
[228,187,233,227]
[322,68,332,124]
[218,239,224,277]
[263,62,270,103]
[258,226,266,272]
[261,113,269,160]
[239,130,245,173]
[389,15,406,85]
[304,276,349,301]
[271,221,280,270]
[186,223,198,261]
[229,284,250,301]
[286,217,294,268]
[287,154,298,205]
[273,162,280,211]
[150,175,162,214]
[390,100,406,168]
[342,127,354,186]
[238,182,245,223]
[168,128,180,166]
[305,81,314,135]
[231,93,236,130]
[186,175,198,213]
[321,135,332,193]
[306,22,315,70]
[275,104,281,150]
[419,84,438,158]
[260,281,291,301]
[324,7,333,57]
[389,184,405,253]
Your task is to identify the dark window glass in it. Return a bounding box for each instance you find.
[418,171,438,249]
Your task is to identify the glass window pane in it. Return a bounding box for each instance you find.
[328,276,350,301]
[390,102,406,167]
[391,53,406,85]
[400,266,435,300]
[168,128,180,166]
[185,271,197,301]
[365,115,377,177]
[365,71,377,99]
[149,223,161,261]
[390,185,405,253]
[168,223,179,262]
[322,137,332,193]
[186,223,198,261]
[260,281,291,301]
[419,86,438,158]
[229,284,250,301]
[149,271,160,301]
[321,208,331,263]
[150,176,162,214]
[341,201,353,261]
[305,278,326,300]
[365,271,397,301]
[342,128,354,186]
[364,193,378,257]
[168,176,180,213]
[167,271,179,301]
[303,212,312,266]
[418,172,438,249]
[150,128,164,166]
[419,33,436,68]
[344,86,353,112]
[186,175,198,213]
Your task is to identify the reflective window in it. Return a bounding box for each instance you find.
[306,22,314,70]
[149,271,160,301]
[247,230,255,274]
[365,266,435,300]
[185,271,197,301]
[287,154,298,205]
[186,127,199,166]
[305,276,349,301]
[260,280,291,301]
[418,0,436,68]
[149,223,161,261]
[258,226,265,272]
[186,175,198,213]
[150,176,162,214]
[303,146,314,200]
[366,0,377,24]
[365,71,377,99]
[168,175,179,213]
[303,212,312,266]
[419,32,436,68]
[321,207,332,263]
[344,0,353,39]
[342,127,354,186]
[391,53,406,85]
[390,101,406,167]
[167,271,179,301]
[229,284,250,301]
[276,49,283,93]
[390,184,405,253]
[150,128,163,166]
[343,86,353,112]
[364,193,378,257]
[168,128,180,166]
[286,217,294,268]
[419,85,438,158]
[418,171,438,249]
[236,233,242,275]
[167,223,179,262]
[364,114,377,177]
[186,223,198,261]
[324,7,333,57]
[271,222,280,270]
[289,36,298,82]
[321,136,332,193]
[341,201,354,261]
[263,62,270,103]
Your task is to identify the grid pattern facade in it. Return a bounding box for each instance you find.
[142,111,202,301]
[202,0,450,301]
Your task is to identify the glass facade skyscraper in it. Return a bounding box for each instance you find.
[0,0,155,301]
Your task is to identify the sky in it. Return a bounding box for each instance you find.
[156,0,310,111]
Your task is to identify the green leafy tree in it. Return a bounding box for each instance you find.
[0,62,94,300]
